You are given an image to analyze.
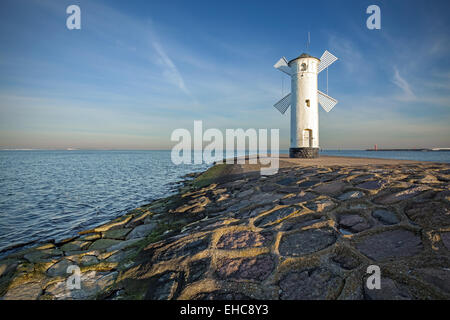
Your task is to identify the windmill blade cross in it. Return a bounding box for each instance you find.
[274,57,292,75]
[318,90,338,112]
[274,92,291,114]
[318,50,338,73]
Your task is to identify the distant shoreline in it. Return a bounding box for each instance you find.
[1,148,449,151]
[365,148,450,152]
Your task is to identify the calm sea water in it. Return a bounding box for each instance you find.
[0,149,449,256]
[0,150,209,255]
[319,150,450,163]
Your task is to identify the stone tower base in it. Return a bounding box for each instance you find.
[289,147,319,158]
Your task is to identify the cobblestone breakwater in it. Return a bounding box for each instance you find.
[1,159,449,300]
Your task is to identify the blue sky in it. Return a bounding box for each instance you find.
[0,0,449,149]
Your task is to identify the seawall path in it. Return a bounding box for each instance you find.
[1,156,449,300]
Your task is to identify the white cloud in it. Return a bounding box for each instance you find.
[328,34,365,74]
[392,67,416,101]
[151,40,191,96]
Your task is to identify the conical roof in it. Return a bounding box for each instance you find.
[288,53,319,65]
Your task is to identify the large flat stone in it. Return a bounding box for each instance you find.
[126,211,152,228]
[304,198,336,212]
[46,259,76,277]
[276,177,297,186]
[89,239,122,251]
[339,214,371,233]
[80,255,99,266]
[236,205,273,219]
[216,231,271,249]
[254,207,297,227]
[374,186,428,204]
[105,248,136,262]
[442,232,450,250]
[364,278,412,300]
[126,223,157,240]
[297,180,320,189]
[0,262,18,278]
[45,271,117,299]
[405,201,450,228]
[313,181,349,196]
[215,255,274,281]
[107,238,143,252]
[3,282,42,300]
[279,228,337,257]
[435,190,450,202]
[248,192,284,206]
[144,271,181,300]
[279,268,343,300]
[356,180,385,190]
[320,173,347,183]
[372,209,399,225]
[351,174,376,184]
[103,228,132,240]
[331,249,361,270]
[157,236,210,261]
[280,191,317,205]
[260,184,278,192]
[356,229,423,261]
[237,188,254,198]
[414,268,450,294]
[24,248,62,263]
[187,258,210,283]
[280,215,326,231]
[61,240,91,252]
[338,191,365,201]
[93,216,133,232]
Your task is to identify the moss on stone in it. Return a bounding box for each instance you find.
[191,164,229,188]
[103,228,132,240]
[89,239,122,251]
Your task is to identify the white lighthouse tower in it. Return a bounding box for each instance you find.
[273,50,339,158]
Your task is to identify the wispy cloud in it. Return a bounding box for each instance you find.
[1,0,449,149]
[328,34,365,74]
[392,67,416,101]
[151,39,191,96]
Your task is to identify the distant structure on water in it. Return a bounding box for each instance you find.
[273,50,339,158]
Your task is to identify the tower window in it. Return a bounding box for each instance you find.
[301,63,307,71]
[305,99,310,107]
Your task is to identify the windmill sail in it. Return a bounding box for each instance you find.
[274,93,291,114]
[318,50,338,73]
[274,57,292,75]
[318,90,337,112]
